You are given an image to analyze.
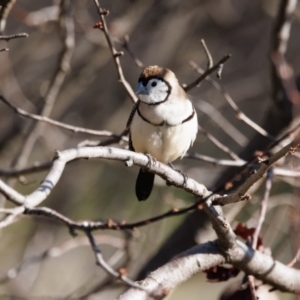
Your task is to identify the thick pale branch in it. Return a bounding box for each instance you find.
[0,143,293,230]
[118,241,225,300]
[118,240,300,299]
[12,147,212,208]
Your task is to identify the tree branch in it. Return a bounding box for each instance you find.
[92,0,137,103]
[118,239,300,299]
[183,54,231,92]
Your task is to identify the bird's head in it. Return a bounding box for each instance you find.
[135,66,178,105]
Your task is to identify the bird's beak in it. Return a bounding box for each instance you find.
[135,82,149,95]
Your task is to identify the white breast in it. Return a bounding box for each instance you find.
[130,103,198,164]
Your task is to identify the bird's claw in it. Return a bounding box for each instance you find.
[179,170,188,187]
[167,163,189,187]
[145,153,156,171]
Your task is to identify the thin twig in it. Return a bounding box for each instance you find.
[287,247,300,267]
[185,152,246,167]
[0,0,16,33]
[252,168,274,248]
[270,0,298,119]
[0,48,9,52]
[247,275,258,300]
[0,234,125,284]
[198,125,243,161]
[0,33,28,41]
[190,61,276,142]
[12,0,75,170]
[85,230,144,290]
[0,206,25,228]
[0,161,52,177]
[0,95,126,139]
[194,99,248,146]
[272,0,297,54]
[183,54,231,92]
[273,167,300,177]
[214,143,293,205]
[121,35,144,69]
[200,39,213,69]
[92,0,137,103]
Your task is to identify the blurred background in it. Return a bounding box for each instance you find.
[0,0,300,299]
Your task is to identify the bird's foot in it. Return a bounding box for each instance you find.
[144,153,157,171]
[167,163,189,187]
[179,170,189,187]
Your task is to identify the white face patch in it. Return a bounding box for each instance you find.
[140,79,169,104]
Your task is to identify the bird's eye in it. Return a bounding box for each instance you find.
[151,81,157,87]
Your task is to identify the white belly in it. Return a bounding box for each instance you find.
[131,113,198,164]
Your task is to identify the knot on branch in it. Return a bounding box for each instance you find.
[124,157,133,167]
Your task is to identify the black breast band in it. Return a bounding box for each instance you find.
[137,108,195,127]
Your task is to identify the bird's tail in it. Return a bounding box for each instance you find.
[135,169,155,201]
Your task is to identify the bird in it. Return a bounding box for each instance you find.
[127,66,198,201]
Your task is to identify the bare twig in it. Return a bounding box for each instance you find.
[197,125,244,161]
[287,247,300,267]
[273,167,300,177]
[194,99,248,146]
[0,208,23,228]
[270,0,298,118]
[247,169,274,300]
[0,234,125,284]
[0,95,126,139]
[118,239,300,299]
[12,0,75,170]
[0,0,16,33]
[247,275,258,300]
[200,39,213,69]
[121,35,144,69]
[0,48,8,52]
[0,33,28,41]
[252,168,274,248]
[0,161,52,177]
[85,230,144,290]
[183,54,231,92]
[272,0,297,54]
[190,61,276,142]
[92,0,137,103]
[185,152,246,167]
[271,52,300,105]
[214,143,293,205]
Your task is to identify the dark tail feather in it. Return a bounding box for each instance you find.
[135,169,155,201]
